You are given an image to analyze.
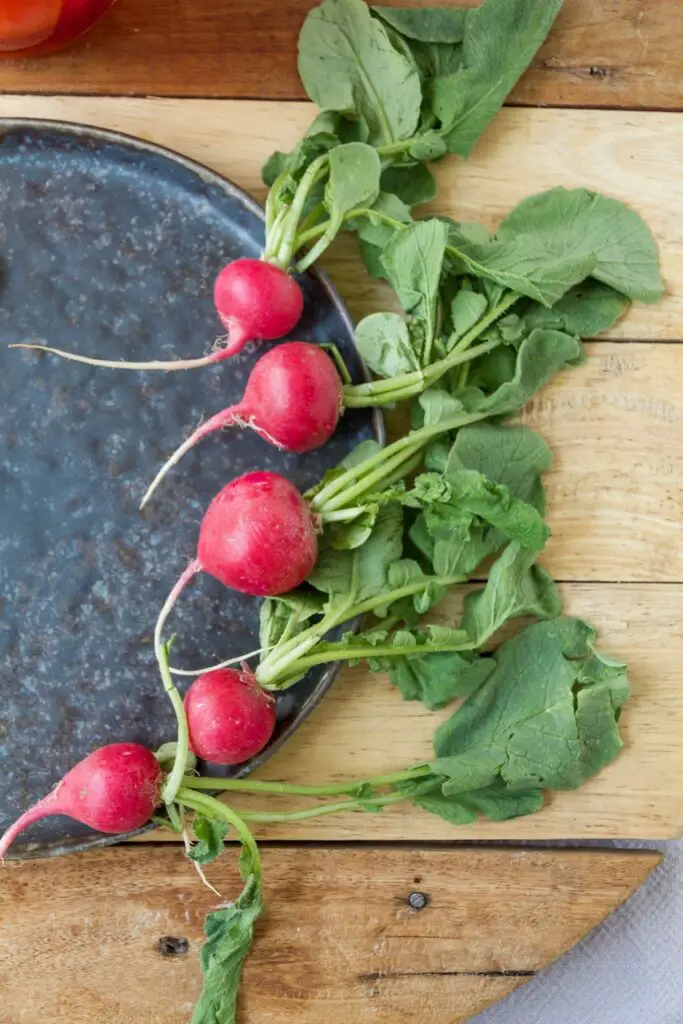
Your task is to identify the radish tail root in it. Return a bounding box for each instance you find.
[9,343,229,372]
[0,795,56,859]
[140,408,241,509]
[154,559,202,662]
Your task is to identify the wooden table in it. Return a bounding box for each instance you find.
[1,3,681,1021]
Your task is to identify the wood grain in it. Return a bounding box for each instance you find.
[523,342,683,583]
[0,1,679,110]
[2,98,680,340]
[141,584,683,841]
[0,845,661,1023]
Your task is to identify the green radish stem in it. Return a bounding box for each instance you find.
[264,168,290,236]
[171,569,464,690]
[308,410,489,516]
[318,507,372,524]
[154,561,201,805]
[180,785,434,826]
[237,790,413,823]
[181,764,433,797]
[270,154,330,269]
[177,789,261,879]
[258,635,471,680]
[255,574,465,688]
[342,293,520,408]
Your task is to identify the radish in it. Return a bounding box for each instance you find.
[194,471,318,596]
[185,667,276,765]
[0,743,163,858]
[213,259,304,356]
[140,342,343,508]
[156,472,318,664]
[153,473,316,798]
[10,258,304,371]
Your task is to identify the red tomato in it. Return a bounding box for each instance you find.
[0,0,115,56]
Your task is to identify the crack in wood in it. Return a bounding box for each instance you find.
[358,969,537,982]
[540,61,621,80]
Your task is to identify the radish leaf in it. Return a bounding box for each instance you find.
[191,873,262,1024]
[522,280,630,337]
[431,618,629,795]
[298,0,422,146]
[325,143,382,228]
[380,163,436,207]
[412,781,544,824]
[259,591,324,649]
[497,188,665,303]
[381,220,448,361]
[308,505,404,602]
[188,816,229,866]
[372,6,467,44]
[455,328,583,414]
[434,0,565,157]
[460,542,561,646]
[447,423,552,513]
[355,312,420,377]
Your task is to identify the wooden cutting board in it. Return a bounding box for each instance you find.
[0,846,662,1023]
[2,94,680,842]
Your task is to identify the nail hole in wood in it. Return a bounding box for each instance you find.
[157,935,190,957]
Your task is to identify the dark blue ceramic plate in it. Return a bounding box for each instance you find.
[0,119,382,858]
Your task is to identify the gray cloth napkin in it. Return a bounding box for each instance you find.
[475,842,682,1024]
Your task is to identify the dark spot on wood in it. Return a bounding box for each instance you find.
[157,935,189,957]
[413,876,422,885]
[540,61,619,81]
[408,891,428,910]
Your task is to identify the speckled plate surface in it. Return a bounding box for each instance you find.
[0,119,382,858]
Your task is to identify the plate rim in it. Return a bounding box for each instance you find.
[0,116,385,859]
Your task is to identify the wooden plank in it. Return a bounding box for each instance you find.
[142,585,683,841]
[0,845,661,1023]
[0,1,680,110]
[521,342,683,582]
[2,97,680,340]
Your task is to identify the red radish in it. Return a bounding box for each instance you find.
[155,472,318,659]
[140,342,343,508]
[213,259,304,356]
[185,667,276,765]
[0,743,163,859]
[9,258,304,371]
[196,472,318,595]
